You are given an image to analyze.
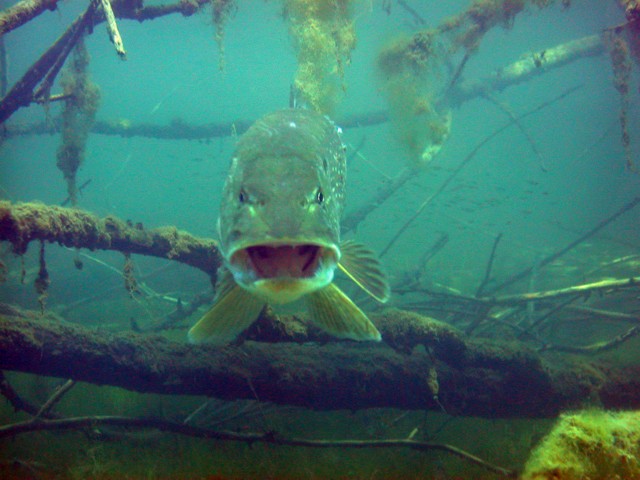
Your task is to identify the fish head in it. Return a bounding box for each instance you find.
[218,109,345,304]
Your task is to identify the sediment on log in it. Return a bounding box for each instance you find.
[0,309,634,418]
[0,201,221,278]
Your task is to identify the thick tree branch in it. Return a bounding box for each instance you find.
[0,311,636,418]
[0,201,221,278]
[0,0,60,36]
[449,34,606,106]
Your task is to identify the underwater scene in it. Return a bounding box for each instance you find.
[1,0,640,478]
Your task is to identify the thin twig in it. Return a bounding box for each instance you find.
[33,93,74,104]
[486,276,640,304]
[475,233,502,297]
[132,291,213,333]
[397,0,425,25]
[539,323,640,354]
[485,196,640,294]
[60,178,91,206]
[585,254,640,276]
[0,371,59,418]
[342,168,417,234]
[416,233,449,281]
[0,415,517,477]
[566,305,640,322]
[448,51,470,89]
[482,93,547,171]
[517,295,582,339]
[33,379,75,420]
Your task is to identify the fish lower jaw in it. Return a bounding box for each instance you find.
[241,276,333,305]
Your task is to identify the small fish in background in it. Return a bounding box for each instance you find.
[189,108,390,345]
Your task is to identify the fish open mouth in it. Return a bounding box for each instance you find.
[229,243,337,281]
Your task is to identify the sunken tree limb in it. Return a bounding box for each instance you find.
[0,0,60,36]
[0,201,221,278]
[0,310,637,418]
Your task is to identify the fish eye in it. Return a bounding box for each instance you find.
[238,189,247,203]
[315,188,324,204]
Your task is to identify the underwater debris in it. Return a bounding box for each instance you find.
[123,252,140,297]
[283,0,357,113]
[0,1,97,124]
[34,241,50,315]
[99,0,127,59]
[56,38,100,206]
[426,364,447,413]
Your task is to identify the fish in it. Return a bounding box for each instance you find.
[188,108,390,345]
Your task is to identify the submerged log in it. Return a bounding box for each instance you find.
[1,310,637,418]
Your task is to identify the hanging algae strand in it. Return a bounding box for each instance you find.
[211,0,236,71]
[123,252,140,297]
[375,0,565,169]
[376,30,452,169]
[34,241,50,315]
[56,38,100,206]
[605,29,634,171]
[283,0,357,114]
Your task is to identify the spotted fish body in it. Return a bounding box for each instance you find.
[189,109,390,345]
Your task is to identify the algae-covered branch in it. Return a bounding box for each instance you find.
[2,309,639,417]
[0,201,221,279]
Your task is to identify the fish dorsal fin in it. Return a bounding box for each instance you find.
[338,240,391,303]
[305,283,381,342]
[188,268,265,345]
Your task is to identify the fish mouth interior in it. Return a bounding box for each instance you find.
[230,243,336,280]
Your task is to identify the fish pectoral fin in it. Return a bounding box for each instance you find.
[212,266,237,301]
[188,284,265,345]
[338,240,391,303]
[305,283,381,342]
